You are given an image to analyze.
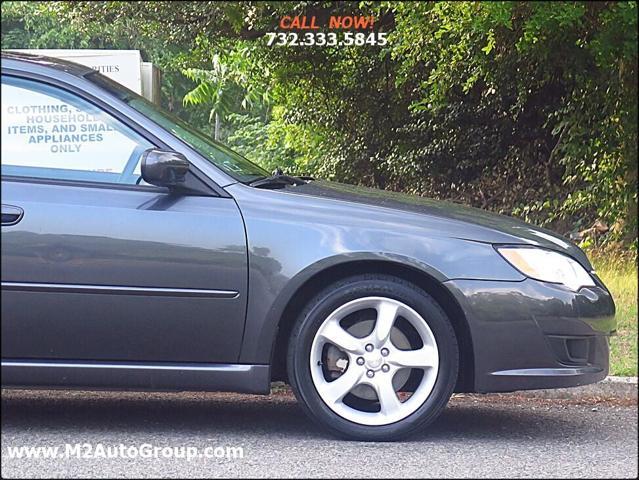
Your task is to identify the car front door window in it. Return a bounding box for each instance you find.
[1,76,153,185]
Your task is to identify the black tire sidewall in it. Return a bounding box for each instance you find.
[288,275,459,441]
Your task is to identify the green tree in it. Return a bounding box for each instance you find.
[3,1,636,245]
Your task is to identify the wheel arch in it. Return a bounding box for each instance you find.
[268,258,476,393]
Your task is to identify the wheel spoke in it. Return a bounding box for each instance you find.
[321,366,363,404]
[318,320,362,354]
[373,375,402,417]
[373,300,399,346]
[390,346,437,369]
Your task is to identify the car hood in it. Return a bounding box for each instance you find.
[286,180,592,270]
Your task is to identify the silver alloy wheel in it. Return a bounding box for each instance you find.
[310,296,439,426]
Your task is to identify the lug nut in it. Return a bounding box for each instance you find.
[356,357,365,365]
[382,364,390,372]
[365,344,374,352]
[366,370,375,378]
[381,348,389,357]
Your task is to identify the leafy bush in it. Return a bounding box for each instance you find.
[2,1,636,244]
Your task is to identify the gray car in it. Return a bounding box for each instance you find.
[0,52,616,441]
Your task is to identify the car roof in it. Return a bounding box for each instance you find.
[1,50,94,78]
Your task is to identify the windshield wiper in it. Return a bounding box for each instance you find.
[249,168,312,189]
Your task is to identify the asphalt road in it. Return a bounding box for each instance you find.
[1,389,637,479]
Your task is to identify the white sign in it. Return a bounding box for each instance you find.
[13,49,143,94]
[2,81,142,174]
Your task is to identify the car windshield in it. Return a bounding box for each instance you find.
[87,72,269,184]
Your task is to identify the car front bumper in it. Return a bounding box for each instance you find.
[445,276,616,393]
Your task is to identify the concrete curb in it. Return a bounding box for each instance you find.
[496,376,638,401]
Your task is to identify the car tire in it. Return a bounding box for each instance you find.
[287,274,459,441]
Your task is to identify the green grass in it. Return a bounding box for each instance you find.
[588,249,638,377]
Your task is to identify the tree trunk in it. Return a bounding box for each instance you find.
[214,112,221,141]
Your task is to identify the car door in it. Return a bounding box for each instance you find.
[0,74,248,364]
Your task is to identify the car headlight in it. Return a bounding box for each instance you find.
[496,246,595,291]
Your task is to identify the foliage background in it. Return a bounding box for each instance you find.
[1,1,637,246]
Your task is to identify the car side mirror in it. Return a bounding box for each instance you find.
[141,149,190,188]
